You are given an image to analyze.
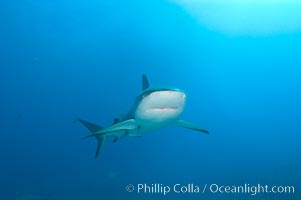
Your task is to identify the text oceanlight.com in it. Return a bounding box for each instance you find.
[125,183,295,196]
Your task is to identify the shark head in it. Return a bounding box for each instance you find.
[135,88,186,124]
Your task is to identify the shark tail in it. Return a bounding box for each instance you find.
[78,118,107,158]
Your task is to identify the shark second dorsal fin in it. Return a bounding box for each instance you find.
[113,118,119,124]
[142,74,149,90]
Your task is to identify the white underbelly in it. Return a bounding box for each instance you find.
[135,116,177,134]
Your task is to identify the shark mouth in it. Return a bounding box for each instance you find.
[148,106,178,110]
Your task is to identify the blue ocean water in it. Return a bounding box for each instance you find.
[1,0,301,199]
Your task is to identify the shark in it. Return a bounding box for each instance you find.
[79,74,209,158]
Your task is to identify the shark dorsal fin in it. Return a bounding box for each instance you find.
[142,74,149,90]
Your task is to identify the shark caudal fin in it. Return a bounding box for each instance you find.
[142,74,149,90]
[78,118,107,158]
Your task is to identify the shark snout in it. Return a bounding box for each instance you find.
[147,90,186,110]
[136,90,186,122]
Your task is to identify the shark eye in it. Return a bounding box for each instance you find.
[143,93,151,98]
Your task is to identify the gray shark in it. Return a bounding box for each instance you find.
[79,74,209,157]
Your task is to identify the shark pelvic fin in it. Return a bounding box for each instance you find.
[113,131,129,143]
[175,119,209,134]
[142,74,149,90]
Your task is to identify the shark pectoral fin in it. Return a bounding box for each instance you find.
[175,119,209,134]
[95,119,137,135]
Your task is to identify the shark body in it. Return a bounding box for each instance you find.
[79,75,209,157]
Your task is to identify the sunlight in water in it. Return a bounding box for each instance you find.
[170,0,301,36]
